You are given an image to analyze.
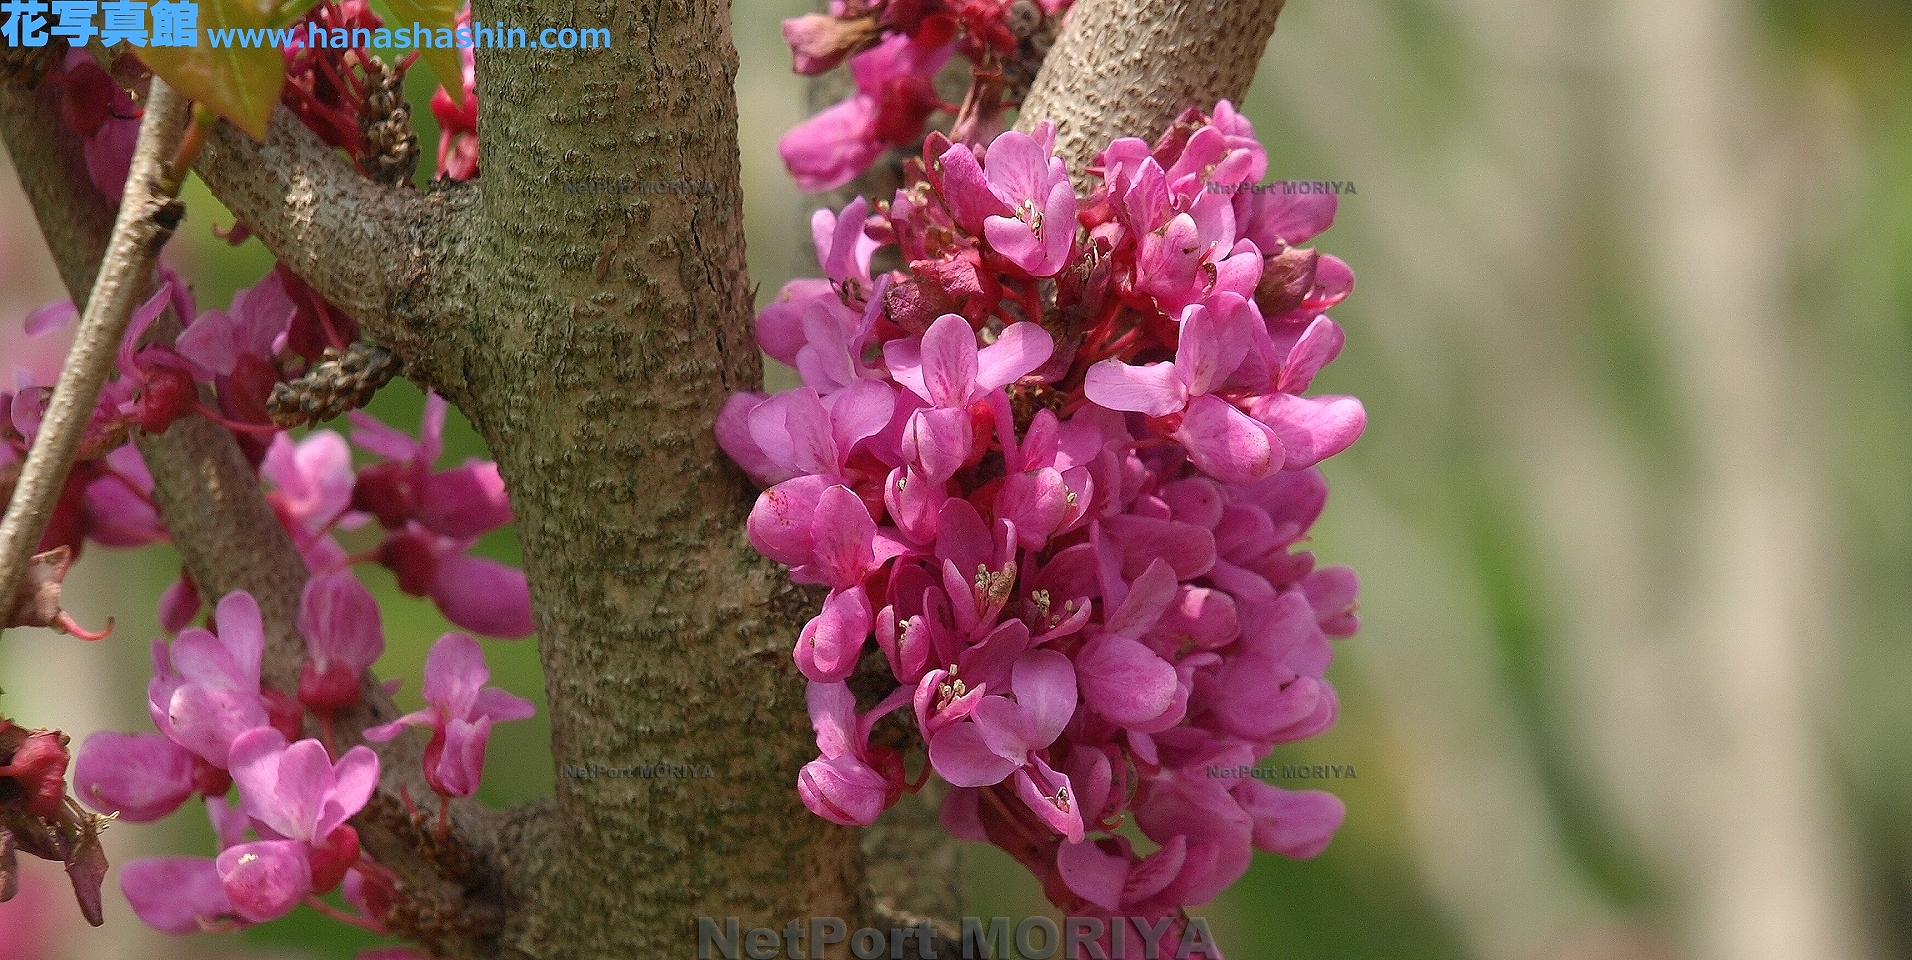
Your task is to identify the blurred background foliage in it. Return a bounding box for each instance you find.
[3,0,1910,958]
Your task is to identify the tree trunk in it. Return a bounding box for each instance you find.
[452,0,863,955]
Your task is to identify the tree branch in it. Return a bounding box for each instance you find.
[1015,0,1286,179]
[193,107,477,395]
[0,78,190,630]
[0,83,512,959]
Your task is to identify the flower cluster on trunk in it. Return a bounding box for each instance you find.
[723,101,1366,958]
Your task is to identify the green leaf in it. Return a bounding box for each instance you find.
[384,0,465,106]
[136,0,288,140]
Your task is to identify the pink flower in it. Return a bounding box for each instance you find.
[374,522,535,638]
[350,392,513,539]
[779,27,954,192]
[217,728,379,922]
[73,731,196,822]
[296,570,386,713]
[112,279,201,434]
[882,313,1052,482]
[262,430,361,546]
[151,591,272,768]
[797,681,910,825]
[121,857,240,934]
[937,123,1077,277]
[430,7,479,181]
[927,650,1084,841]
[362,632,534,798]
[173,269,297,381]
[1084,295,1282,483]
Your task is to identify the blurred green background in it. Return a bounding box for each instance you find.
[5,0,1912,958]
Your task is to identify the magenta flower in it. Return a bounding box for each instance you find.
[350,391,513,539]
[121,857,240,934]
[112,278,202,434]
[779,28,954,192]
[262,430,361,547]
[882,313,1052,482]
[937,123,1077,277]
[927,649,1084,841]
[73,730,196,822]
[1084,295,1283,483]
[362,632,535,798]
[173,269,296,381]
[797,681,910,825]
[150,591,271,768]
[297,570,386,713]
[216,728,379,922]
[82,444,165,548]
[375,522,535,638]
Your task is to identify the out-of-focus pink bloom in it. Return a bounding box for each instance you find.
[174,270,297,381]
[296,570,386,713]
[430,7,479,181]
[262,430,361,546]
[374,522,534,638]
[362,632,534,797]
[74,730,196,822]
[120,856,240,934]
[350,392,513,539]
[779,25,954,192]
[82,445,165,548]
[56,49,141,203]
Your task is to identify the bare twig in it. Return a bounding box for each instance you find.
[0,78,192,633]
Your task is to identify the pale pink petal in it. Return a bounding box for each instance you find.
[299,570,385,674]
[1075,633,1177,727]
[1010,649,1076,748]
[1247,393,1365,470]
[23,299,77,336]
[917,314,980,408]
[927,722,1020,788]
[1084,359,1185,417]
[1057,839,1128,912]
[1237,781,1345,858]
[973,321,1054,392]
[799,752,890,825]
[317,745,381,838]
[121,857,238,934]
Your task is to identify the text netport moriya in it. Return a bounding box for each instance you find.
[560,761,713,778]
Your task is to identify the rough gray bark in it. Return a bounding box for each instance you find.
[1016,0,1286,178]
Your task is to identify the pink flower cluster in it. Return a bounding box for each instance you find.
[10,265,532,639]
[721,103,1364,956]
[72,581,531,936]
[779,0,1074,192]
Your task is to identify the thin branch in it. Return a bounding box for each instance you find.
[0,78,191,631]
[193,106,477,396]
